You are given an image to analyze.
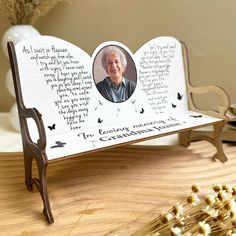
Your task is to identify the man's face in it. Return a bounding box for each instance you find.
[106,53,124,80]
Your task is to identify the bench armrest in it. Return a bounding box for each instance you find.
[188,84,230,118]
[7,41,47,161]
[20,107,47,154]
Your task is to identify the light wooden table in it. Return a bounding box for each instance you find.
[1,141,236,236]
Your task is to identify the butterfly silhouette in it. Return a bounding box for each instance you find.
[48,124,56,130]
[50,141,66,148]
[190,115,203,118]
[98,118,103,124]
[177,92,183,100]
[172,103,177,108]
[140,108,144,114]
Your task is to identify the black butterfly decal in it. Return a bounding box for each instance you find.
[190,115,203,118]
[140,108,144,114]
[172,103,177,108]
[48,124,56,130]
[177,92,183,100]
[50,141,66,148]
[98,118,103,124]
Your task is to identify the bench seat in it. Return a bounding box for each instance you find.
[46,110,222,161]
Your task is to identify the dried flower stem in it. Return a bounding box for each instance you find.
[131,183,236,236]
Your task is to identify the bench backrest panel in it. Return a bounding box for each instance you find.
[14,36,188,141]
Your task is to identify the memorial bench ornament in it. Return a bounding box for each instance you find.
[7,35,229,223]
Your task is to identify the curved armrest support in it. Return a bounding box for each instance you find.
[188,84,230,118]
[20,107,47,155]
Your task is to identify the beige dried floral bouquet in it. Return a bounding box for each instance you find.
[132,183,236,236]
[0,0,69,25]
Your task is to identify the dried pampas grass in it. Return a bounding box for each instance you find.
[0,0,70,25]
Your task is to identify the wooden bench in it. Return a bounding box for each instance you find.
[7,35,229,223]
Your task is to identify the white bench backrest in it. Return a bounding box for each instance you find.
[15,36,188,141]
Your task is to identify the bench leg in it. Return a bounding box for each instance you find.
[178,122,227,163]
[37,159,54,224]
[23,146,54,223]
[212,121,227,162]
[178,130,191,147]
[23,144,34,191]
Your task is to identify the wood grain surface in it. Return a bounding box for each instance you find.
[0,141,236,236]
